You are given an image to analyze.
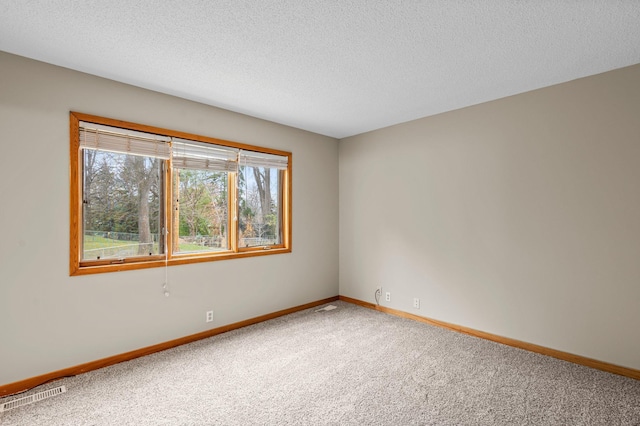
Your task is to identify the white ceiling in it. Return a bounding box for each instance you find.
[1,1,639,139]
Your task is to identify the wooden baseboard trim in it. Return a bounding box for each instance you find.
[339,295,640,381]
[0,296,339,397]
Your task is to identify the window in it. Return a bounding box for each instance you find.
[70,112,291,275]
[238,151,288,248]
[171,138,236,255]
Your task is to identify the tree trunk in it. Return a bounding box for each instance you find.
[138,186,152,255]
[135,158,157,255]
[253,167,271,220]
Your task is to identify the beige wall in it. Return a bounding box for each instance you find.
[0,51,339,386]
[3,47,639,385]
[340,64,640,370]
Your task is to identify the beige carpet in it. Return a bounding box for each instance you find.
[1,300,639,425]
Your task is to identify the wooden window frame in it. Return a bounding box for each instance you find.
[69,112,292,276]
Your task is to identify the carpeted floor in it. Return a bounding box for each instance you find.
[1,300,639,425]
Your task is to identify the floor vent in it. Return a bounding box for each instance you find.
[0,386,67,413]
[315,305,337,312]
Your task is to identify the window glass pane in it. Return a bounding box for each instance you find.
[239,166,281,247]
[82,150,163,260]
[173,169,229,253]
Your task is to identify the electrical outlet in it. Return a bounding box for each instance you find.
[413,298,420,309]
[205,310,213,322]
[385,292,391,302]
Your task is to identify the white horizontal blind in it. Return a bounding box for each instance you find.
[239,150,288,170]
[79,122,171,159]
[172,138,239,172]
[79,123,287,170]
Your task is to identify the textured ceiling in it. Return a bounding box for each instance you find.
[1,1,639,138]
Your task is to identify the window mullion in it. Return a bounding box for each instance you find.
[165,158,174,260]
[229,171,239,253]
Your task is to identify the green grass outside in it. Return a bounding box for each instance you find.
[83,235,124,250]
[83,234,224,256]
